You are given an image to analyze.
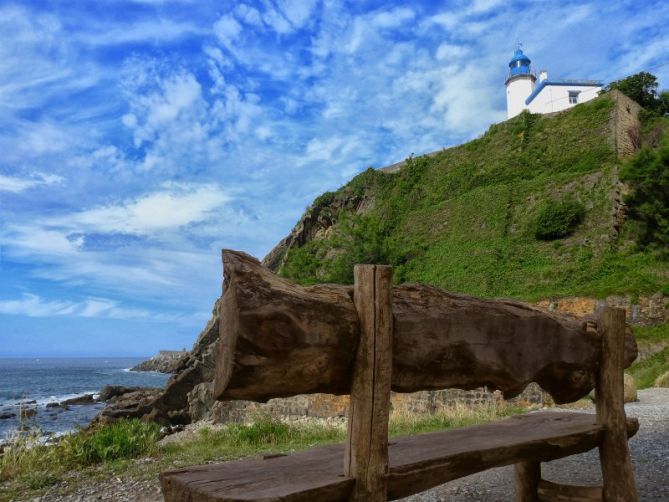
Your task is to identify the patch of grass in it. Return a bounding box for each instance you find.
[629,345,669,388]
[0,419,160,487]
[62,419,161,465]
[632,323,669,343]
[388,400,524,437]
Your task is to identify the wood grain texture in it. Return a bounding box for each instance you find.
[537,479,602,501]
[159,412,639,502]
[213,251,637,404]
[596,307,639,502]
[344,265,393,501]
[515,461,541,502]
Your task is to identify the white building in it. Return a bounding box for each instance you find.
[505,47,603,119]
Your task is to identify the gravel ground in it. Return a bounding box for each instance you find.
[30,389,669,501]
[403,388,669,502]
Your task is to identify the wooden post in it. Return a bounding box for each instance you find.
[344,265,393,502]
[596,307,639,502]
[514,461,540,502]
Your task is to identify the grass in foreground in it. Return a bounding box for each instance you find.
[629,323,669,389]
[629,346,669,389]
[0,401,523,500]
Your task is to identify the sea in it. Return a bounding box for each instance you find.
[0,358,170,440]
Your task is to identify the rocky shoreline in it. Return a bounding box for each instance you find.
[0,386,163,443]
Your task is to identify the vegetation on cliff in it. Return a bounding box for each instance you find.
[275,94,668,302]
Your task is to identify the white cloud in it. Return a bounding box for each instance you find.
[262,6,293,35]
[56,182,231,236]
[436,43,469,60]
[0,172,63,193]
[277,0,318,29]
[469,0,506,14]
[369,7,415,29]
[76,19,204,46]
[235,4,264,26]
[214,15,243,47]
[0,293,163,320]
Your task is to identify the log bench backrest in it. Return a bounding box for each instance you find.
[213,251,637,404]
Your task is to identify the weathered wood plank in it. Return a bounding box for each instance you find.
[344,265,393,501]
[213,251,637,404]
[596,307,639,502]
[537,479,602,501]
[515,461,541,502]
[160,412,639,502]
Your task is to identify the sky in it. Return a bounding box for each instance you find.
[1,0,668,357]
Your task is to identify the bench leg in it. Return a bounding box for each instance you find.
[596,307,639,502]
[515,461,540,502]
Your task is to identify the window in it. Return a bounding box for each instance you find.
[569,91,580,104]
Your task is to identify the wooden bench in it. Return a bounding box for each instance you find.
[161,253,640,501]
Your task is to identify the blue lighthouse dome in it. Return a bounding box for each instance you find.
[508,47,532,78]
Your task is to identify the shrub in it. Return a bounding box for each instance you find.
[629,346,669,388]
[655,371,669,388]
[533,198,586,240]
[61,419,160,465]
[226,415,292,446]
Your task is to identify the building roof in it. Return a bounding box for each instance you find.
[509,48,531,67]
[525,79,604,105]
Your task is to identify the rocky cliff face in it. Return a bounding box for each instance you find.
[95,300,220,425]
[262,190,373,271]
[131,350,188,373]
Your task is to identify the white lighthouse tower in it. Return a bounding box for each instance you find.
[505,46,535,118]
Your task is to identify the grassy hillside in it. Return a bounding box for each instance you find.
[277,94,668,301]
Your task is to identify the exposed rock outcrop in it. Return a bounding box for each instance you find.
[131,350,188,374]
[262,191,372,272]
[61,394,95,406]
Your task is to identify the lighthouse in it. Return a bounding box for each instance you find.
[504,46,603,119]
[505,46,536,119]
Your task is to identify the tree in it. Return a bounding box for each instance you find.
[620,143,669,254]
[607,72,660,110]
[660,91,669,116]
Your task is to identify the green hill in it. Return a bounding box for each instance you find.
[266,92,667,302]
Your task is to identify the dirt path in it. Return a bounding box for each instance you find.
[32,389,669,501]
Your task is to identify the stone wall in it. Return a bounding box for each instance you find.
[535,294,668,326]
[206,383,546,424]
[608,90,642,159]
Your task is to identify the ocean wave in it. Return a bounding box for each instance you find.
[1,390,99,408]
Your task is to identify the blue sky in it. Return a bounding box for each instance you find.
[1,0,668,357]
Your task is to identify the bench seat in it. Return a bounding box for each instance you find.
[160,411,639,502]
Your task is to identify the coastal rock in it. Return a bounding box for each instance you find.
[99,385,151,401]
[19,407,37,419]
[93,299,220,426]
[187,382,215,422]
[0,411,16,420]
[625,373,638,403]
[61,394,95,406]
[131,351,187,374]
[92,387,164,426]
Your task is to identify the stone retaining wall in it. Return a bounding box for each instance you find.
[535,294,667,326]
[207,383,546,423]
